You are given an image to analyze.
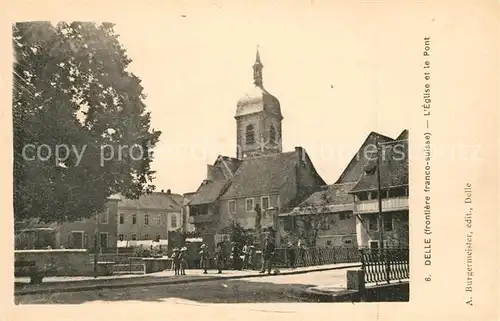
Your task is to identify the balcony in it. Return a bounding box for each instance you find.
[188,214,216,224]
[354,196,408,214]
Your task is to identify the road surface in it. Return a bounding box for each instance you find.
[15,269,347,304]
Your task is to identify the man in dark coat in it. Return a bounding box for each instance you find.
[259,236,275,274]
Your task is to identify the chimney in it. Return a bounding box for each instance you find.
[295,146,305,163]
[207,165,216,181]
[167,189,171,195]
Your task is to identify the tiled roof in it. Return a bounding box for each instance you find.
[335,131,395,184]
[118,192,182,211]
[221,151,298,199]
[281,182,357,216]
[189,180,228,206]
[349,139,409,193]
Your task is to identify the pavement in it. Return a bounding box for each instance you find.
[15,268,355,304]
[15,262,361,296]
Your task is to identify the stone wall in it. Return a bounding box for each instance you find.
[15,249,97,277]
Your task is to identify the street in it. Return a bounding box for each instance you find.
[15,269,348,304]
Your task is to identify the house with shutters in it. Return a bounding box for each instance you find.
[188,49,326,243]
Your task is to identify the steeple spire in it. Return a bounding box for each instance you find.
[253,45,263,87]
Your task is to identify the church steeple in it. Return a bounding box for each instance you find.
[253,46,263,87]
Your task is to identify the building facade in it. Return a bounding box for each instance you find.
[279,182,358,247]
[116,190,182,242]
[15,196,120,251]
[349,131,409,249]
[188,49,326,240]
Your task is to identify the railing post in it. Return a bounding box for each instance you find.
[385,249,391,284]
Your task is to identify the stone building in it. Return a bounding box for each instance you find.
[188,49,326,243]
[116,190,182,242]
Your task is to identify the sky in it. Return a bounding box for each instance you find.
[111,2,424,195]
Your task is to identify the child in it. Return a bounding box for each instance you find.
[179,247,187,275]
[172,248,180,275]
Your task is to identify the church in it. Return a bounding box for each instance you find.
[188,49,326,244]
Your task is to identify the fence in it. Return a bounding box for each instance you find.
[271,246,360,268]
[359,248,409,284]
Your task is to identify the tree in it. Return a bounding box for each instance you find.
[13,22,161,223]
[294,192,332,247]
[228,220,249,248]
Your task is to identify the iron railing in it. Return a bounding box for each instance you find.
[359,248,409,284]
[268,246,360,268]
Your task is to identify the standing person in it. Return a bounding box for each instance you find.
[259,236,275,275]
[247,244,255,270]
[172,248,180,275]
[287,241,296,268]
[179,247,187,275]
[199,244,209,274]
[215,241,225,274]
[242,242,249,269]
[297,237,305,266]
[231,242,241,270]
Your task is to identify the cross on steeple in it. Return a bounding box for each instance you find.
[253,45,263,87]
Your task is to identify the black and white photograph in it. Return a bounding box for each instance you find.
[6,2,497,320]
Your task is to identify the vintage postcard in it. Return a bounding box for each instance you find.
[1,1,498,321]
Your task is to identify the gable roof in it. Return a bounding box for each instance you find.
[280,182,356,216]
[188,156,242,206]
[118,192,182,211]
[335,131,395,184]
[189,180,229,206]
[349,139,409,193]
[221,151,298,199]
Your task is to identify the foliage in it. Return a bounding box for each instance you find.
[294,192,332,247]
[13,21,161,222]
[228,220,249,248]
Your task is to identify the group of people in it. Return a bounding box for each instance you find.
[172,235,300,275]
[171,246,188,275]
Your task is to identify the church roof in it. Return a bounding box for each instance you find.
[235,85,282,119]
[221,151,299,199]
[349,139,409,193]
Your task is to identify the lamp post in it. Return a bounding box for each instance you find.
[375,137,384,251]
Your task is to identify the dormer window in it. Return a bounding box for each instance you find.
[246,124,255,145]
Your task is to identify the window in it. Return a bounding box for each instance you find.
[270,125,276,142]
[131,234,137,241]
[339,213,346,220]
[228,200,236,214]
[72,231,84,249]
[132,214,137,224]
[261,196,270,210]
[383,214,394,232]
[119,213,124,224]
[369,240,379,249]
[326,240,332,246]
[119,234,124,241]
[144,214,149,225]
[99,233,108,249]
[245,124,255,145]
[100,209,109,224]
[245,198,254,212]
[171,215,177,229]
[344,239,353,245]
[368,216,378,231]
[144,234,149,240]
